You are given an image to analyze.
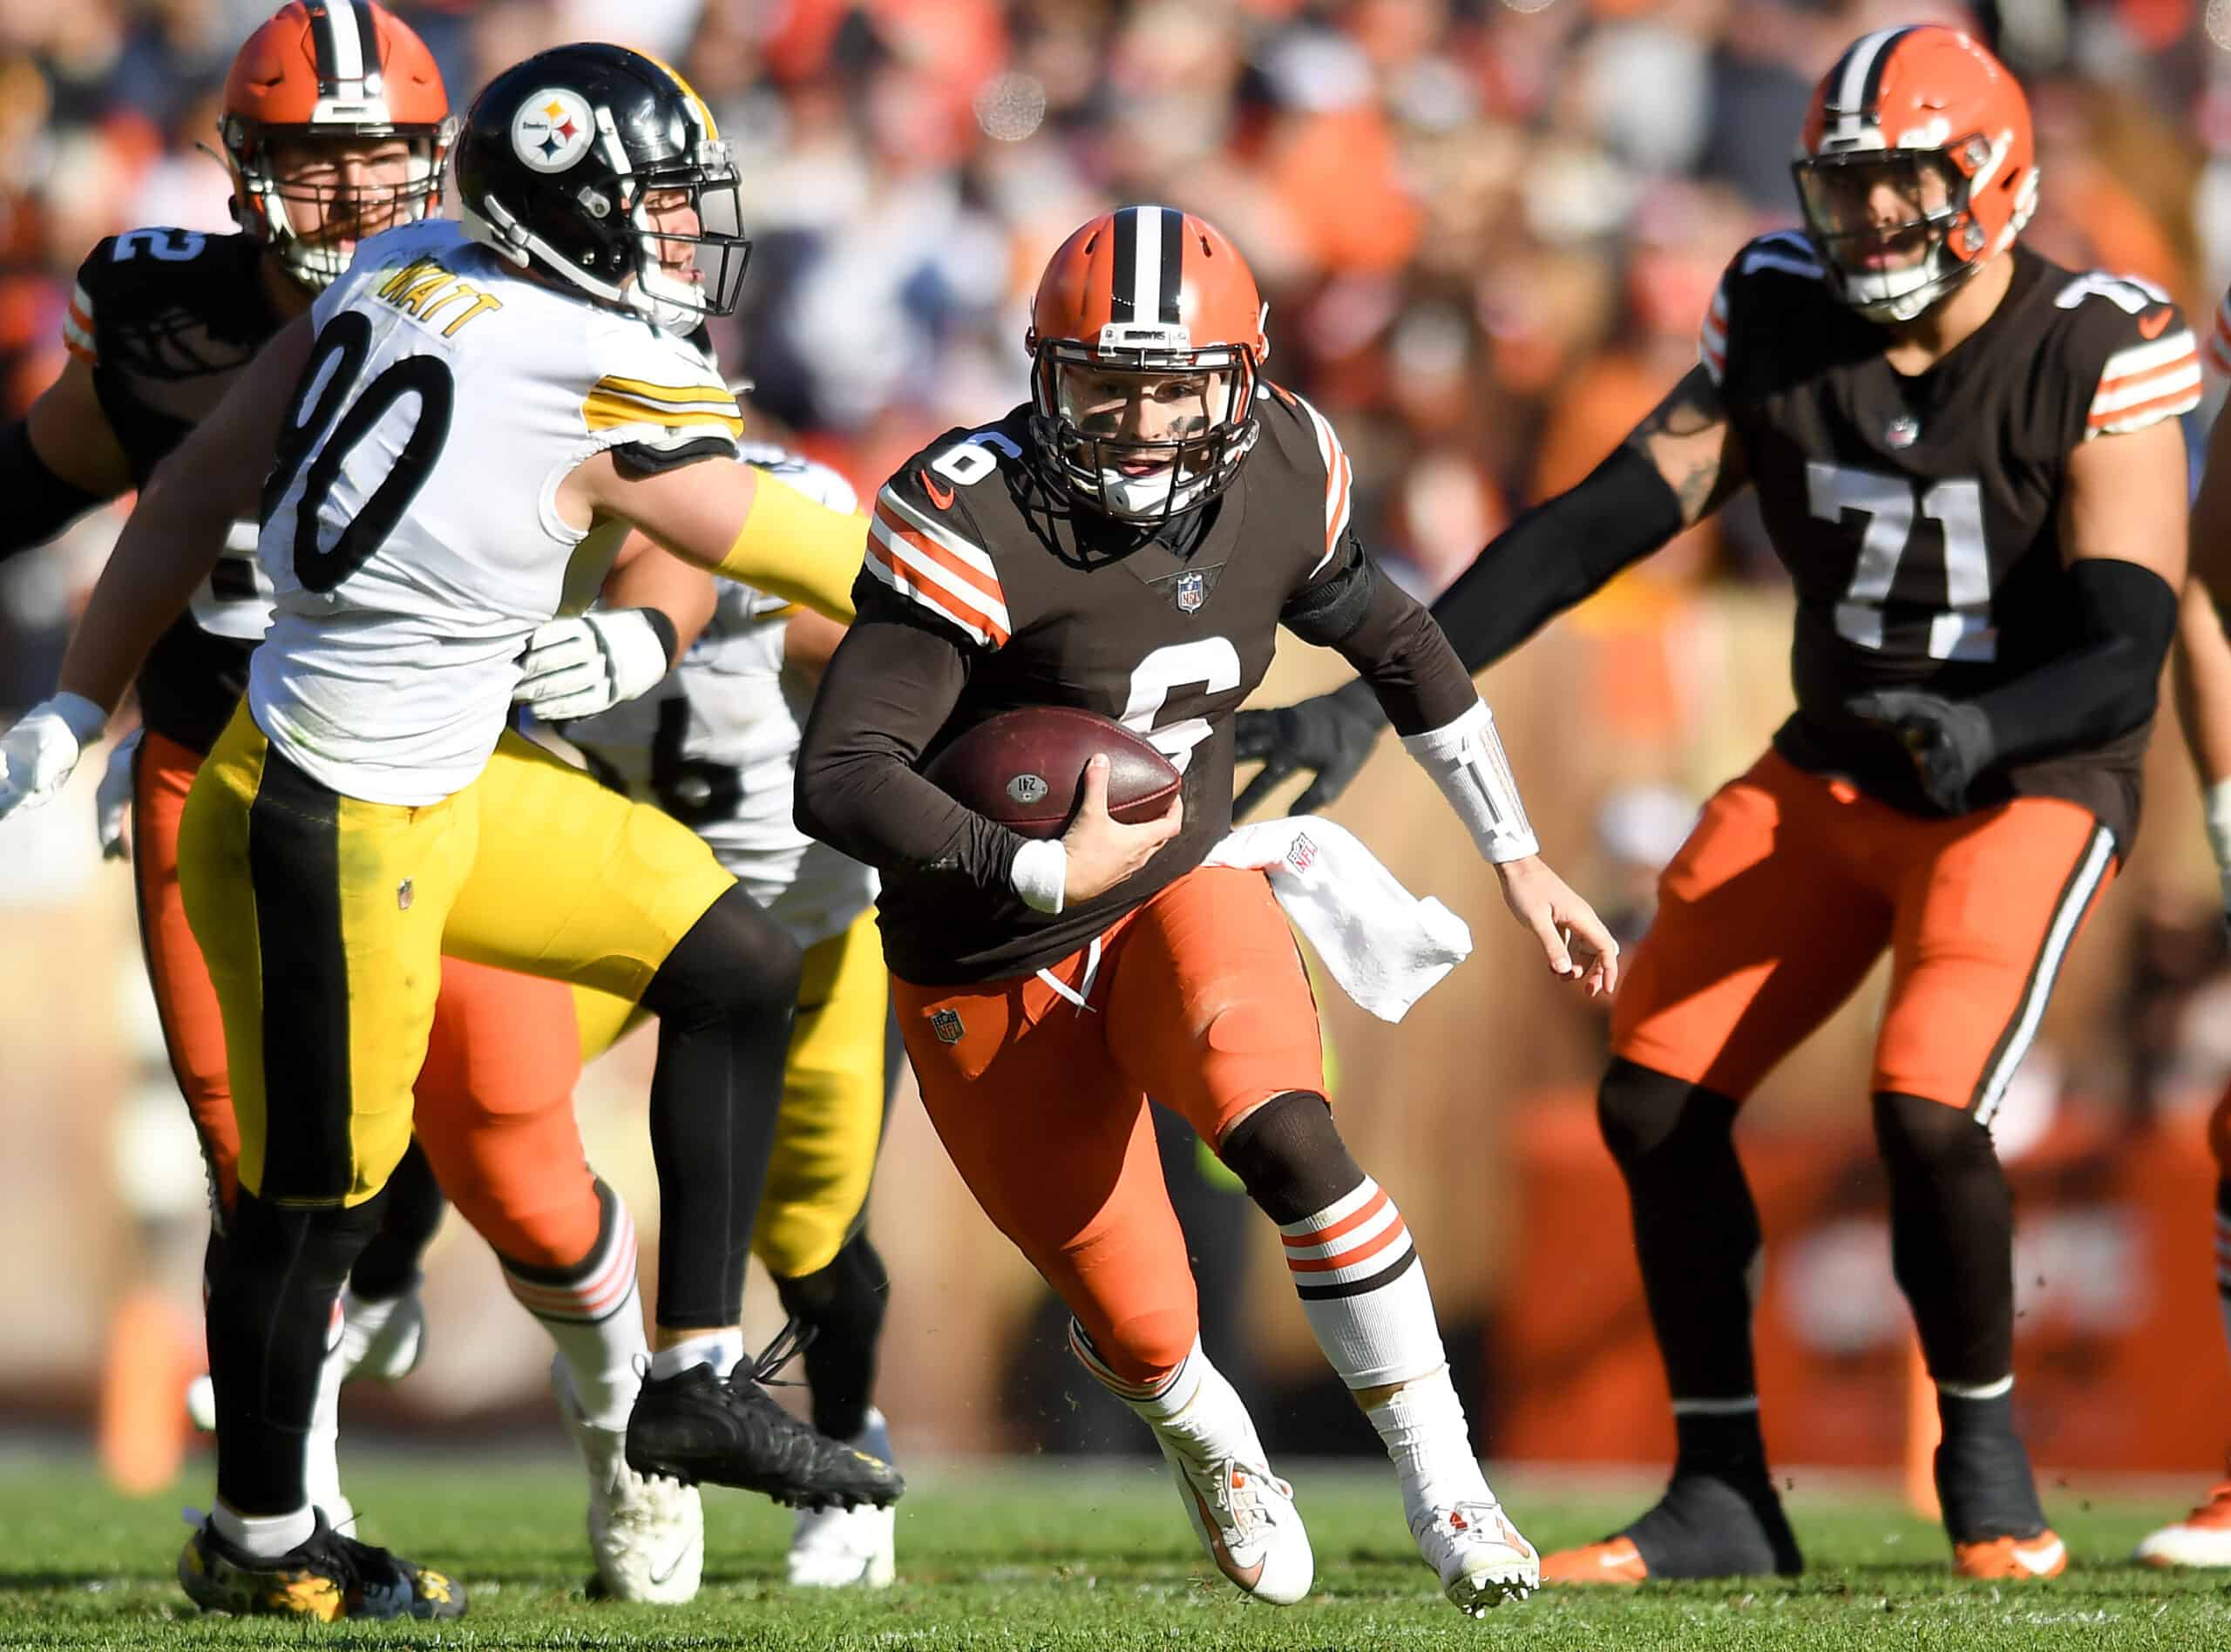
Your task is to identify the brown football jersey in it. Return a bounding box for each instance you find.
[1704,230,2200,843]
[849,385,1361,982]
[66,227,285,754]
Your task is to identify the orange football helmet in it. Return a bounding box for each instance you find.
[1793,25,2037,323]
[1026,205,1270,523]
[220,2,455,291]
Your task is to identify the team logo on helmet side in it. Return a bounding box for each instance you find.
[512,88,594,173]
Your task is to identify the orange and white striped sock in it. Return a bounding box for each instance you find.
[501,1183,646,1432]
[1278,1175,1445,1390]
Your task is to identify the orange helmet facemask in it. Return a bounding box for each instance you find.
[220,2,456,293]
[1026,206,1269,525]
[1793,25,2038,324]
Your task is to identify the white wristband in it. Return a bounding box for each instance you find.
[1401,699,1539,864]
[1010,836,1068,914]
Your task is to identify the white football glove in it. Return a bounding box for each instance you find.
[97,725,144,860]
[513,609,673,723]
[0,693,106,823]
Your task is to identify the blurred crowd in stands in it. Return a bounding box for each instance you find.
[3,2,2224,675]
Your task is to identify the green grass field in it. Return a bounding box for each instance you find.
[5,1453,2230,1649]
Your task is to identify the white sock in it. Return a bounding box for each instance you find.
[336,1283,403,1368]
[211,1500,316,1560]
[302,1299,349,1527]
[1278,1176,1447,1389]
[1070,1326,1265,1466]
[502,1190,647,1432]
[648,1327,743,1382]
[1363,1364,1493,1518]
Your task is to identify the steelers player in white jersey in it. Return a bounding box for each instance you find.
[556,443,899,1589]
[0,44,899,1621]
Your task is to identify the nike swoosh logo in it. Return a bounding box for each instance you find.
[920,469,955,511]
[1189,1484,1265,1589]
[2015,1539,2065,1574]
[2139,309,2172,340]
[1598,1550,1631,1568]
[648,1544,690,1586]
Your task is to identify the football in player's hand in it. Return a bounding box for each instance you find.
[925,707,1181,838]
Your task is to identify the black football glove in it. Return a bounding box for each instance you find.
[1846,688,1997,815]
[1232,678,1388,818]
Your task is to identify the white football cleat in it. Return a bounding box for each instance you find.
[1160,1436,1313,1606]
[1413,1500,1539,1615]
[336,1286,426,1385]
[787,1410,898,1588]
[554,1356,703,1604]
[2136,1483,2231,1568]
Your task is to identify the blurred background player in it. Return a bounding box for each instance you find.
[2142,273,2231,1569]
[798,203,1617,1616]
[0,42,900,1618]
[558,443,900,1590]
[1237,25,2195,1581]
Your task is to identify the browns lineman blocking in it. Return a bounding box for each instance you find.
[1236,26,2194,1581]
[797,204,1618,1615]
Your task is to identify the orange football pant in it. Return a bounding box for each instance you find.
[131,729,599,1270]
[1612,748,2117,1115]
[893,865,1324,1389]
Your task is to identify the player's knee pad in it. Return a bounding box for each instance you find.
[773,1229,889,1333]
[1597,1058,1738,1168]
[639,884,802,1032]
[1214,1090,1363,1225]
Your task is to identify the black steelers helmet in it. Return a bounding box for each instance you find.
[455,44,748,335]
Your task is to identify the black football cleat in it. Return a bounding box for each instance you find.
[178,1510,465,1621]
[626,1323,905,1511]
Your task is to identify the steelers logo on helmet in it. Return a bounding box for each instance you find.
[512,88,595,173]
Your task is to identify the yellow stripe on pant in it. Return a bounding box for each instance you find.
[175,708,735,1209]
[573,906,890,1278]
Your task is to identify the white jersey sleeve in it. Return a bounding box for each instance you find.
[248,219,743,804]
[562,443,877,948]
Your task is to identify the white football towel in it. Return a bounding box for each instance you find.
[1202,816,1471,1023]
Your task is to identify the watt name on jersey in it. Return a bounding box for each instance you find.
[250,217,744,805]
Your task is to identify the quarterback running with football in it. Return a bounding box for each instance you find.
[0,43,899,1619]
[1238,26,2194,1581]
[797,204,1618,1615]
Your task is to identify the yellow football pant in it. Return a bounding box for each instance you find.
[177,707,733,1207]
[573,906,889,1278]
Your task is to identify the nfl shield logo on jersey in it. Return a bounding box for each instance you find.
[1883,414,1922,449]
[1176,571,1206,613]
[931,1008,966,1045]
